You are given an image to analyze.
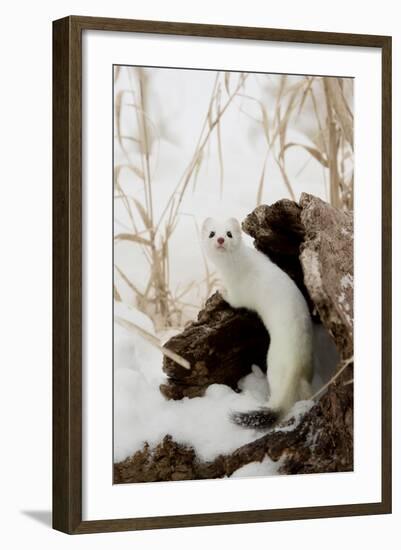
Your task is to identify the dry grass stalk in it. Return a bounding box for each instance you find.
[245,75,353,210]
[322,78,354,209]
[114,69,247,329]
[115,316,191,370]
[310,356,354,401]
[114,68,353,331]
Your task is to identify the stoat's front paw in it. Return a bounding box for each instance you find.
[219,288,230,303]
[220,288,238,309]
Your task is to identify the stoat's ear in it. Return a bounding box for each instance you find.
[227,217,241,234]
[201,217,213,235]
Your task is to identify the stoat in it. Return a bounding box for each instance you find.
[202,217,314,429]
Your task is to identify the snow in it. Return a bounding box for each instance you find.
[340,274,354,290]
[279,400,315,431]
[231,455,281,478]
[338,274,354,324]
[114,310,274,463]
[114,306,338,471]
[114,302,162,385]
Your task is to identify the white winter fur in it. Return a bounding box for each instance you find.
[202,217,314,419]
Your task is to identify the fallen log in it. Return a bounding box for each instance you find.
[159,292,269,400]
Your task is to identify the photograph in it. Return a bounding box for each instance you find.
[112,65,354,484]
[0,0,395,544]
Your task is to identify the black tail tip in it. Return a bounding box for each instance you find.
[229,408,280,430]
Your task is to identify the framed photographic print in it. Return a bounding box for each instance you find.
[52,16,392,534]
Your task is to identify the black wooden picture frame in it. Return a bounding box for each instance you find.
[53,15,392,534]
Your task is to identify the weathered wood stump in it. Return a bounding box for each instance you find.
[114,193,354,482]
[278,193,353,474]
[159,292,268,400]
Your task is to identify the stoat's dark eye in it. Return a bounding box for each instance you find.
[209,231,215,238]
[226,231,233,238]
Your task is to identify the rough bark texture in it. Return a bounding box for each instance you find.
[114,425,301,484]
[114,193,354,482]
[277,193,354,475]
[299,193,353,359]
[160,292,268,400]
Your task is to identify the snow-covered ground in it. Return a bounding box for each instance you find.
[113,302,338,471]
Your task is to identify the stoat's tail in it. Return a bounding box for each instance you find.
[230,408,280,430]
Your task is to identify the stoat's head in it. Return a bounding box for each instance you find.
[201,217,242,258]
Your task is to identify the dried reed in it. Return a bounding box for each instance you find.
[114,68,353,331]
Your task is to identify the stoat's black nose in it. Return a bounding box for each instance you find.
[217,237,225,245]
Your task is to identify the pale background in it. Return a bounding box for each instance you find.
[113,67,353,328]
[0,0,399,548]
